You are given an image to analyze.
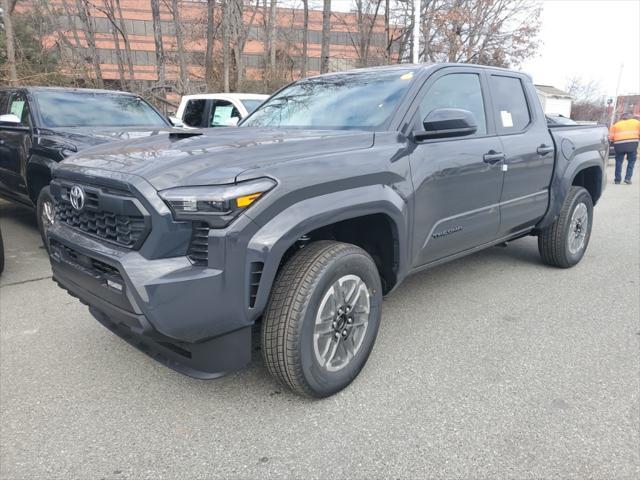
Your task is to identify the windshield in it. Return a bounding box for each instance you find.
[242,69,416,130]
[240,99,264,114]
[35,91,167,128]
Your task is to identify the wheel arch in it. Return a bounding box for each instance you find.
[245,185,410,320]
[26,155,56,204]
[571,165,603,204]
[537,158,604,230]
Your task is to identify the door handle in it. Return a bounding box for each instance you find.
[483,151,505,164]
[537,144,554,155]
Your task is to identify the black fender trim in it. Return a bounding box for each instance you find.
[244,184,409,320]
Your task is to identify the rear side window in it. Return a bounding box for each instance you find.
[489,75,531,133]
[209,100,240,127]
[418,73,487,136]
[183,99,206,127]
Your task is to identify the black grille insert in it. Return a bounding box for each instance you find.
[188,222,210,265]
[54,182,148,249]
[249,262,263,308]
[51,239,124,283]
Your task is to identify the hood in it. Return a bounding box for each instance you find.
[59,128,374,190]
[37,126,178,151]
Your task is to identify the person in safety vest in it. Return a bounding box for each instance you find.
[609,112,640,184]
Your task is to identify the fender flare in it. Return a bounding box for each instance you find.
[26,155,57,202]
[244,184,410,319]
[537,158,604,230]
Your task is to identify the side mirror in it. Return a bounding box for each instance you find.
[225,117,240,127]
[413,108,477,141]
[168,116,185,128]
[0,114,22,127]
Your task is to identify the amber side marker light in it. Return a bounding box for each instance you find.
[236,192,262,208]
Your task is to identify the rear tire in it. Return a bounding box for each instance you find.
[261,241,383,398]
[36,186,54,252]
[538,186,593,268]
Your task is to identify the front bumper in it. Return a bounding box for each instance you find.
[47,217,254,379]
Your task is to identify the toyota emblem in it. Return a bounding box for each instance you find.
[69,185,85,211]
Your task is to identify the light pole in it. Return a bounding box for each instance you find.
[609,63,624,127]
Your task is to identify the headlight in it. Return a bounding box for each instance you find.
[159,178,276,228]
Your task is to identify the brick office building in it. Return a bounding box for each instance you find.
[23,0,395,91]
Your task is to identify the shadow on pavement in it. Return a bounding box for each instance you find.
[0,199,38,231]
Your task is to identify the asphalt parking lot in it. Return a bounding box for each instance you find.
[1,165,638,480]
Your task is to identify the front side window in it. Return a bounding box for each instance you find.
[242,69,416,130]
[8,93,30,127]
[34,91,167,128]
[210,100,240,127]
[183,99,206,127]
[418,73,487,136]
[489,75,531,133]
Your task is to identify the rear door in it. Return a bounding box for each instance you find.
[0,91,32,199]
[486,74,555,235]
[408,67,505,267]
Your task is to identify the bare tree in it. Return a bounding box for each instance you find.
[165,0,189,93]
[205,0,217,90]
[150,0,166,88]
[114,0,136,86]
[221,0,231,91]
[75,0,103,86]
[320,0,331,73]
[268,0,277,74]
[417,0,541,67]
[54,0,92,82]
[90,0,134,90]
[1,0,18,84]
[300,0,309,77]
[230,0,259,90]
[566,77,607,122]
[336,0,384,67]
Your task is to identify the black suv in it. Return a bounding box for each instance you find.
[0,87,172,244]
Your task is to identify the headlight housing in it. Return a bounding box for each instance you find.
[159,178,276,228]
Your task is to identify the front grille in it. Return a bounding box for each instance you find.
[53,182,149,249]
[56,203,146,248]
[187,222,210,265]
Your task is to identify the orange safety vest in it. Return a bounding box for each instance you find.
[609,118,640,143]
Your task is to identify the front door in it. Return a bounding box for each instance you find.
[409,69,504,267]
[0,92,32,199]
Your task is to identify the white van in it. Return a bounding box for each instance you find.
[173,93,268,128]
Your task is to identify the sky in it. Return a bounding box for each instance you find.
[322,0,640,98]
[502,0,639,97]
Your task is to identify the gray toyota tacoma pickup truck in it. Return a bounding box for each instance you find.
[46,64,608,397]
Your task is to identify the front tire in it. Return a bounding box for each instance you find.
[538,186,593,268]
[36,186,55,251]
[261,241,383,398]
